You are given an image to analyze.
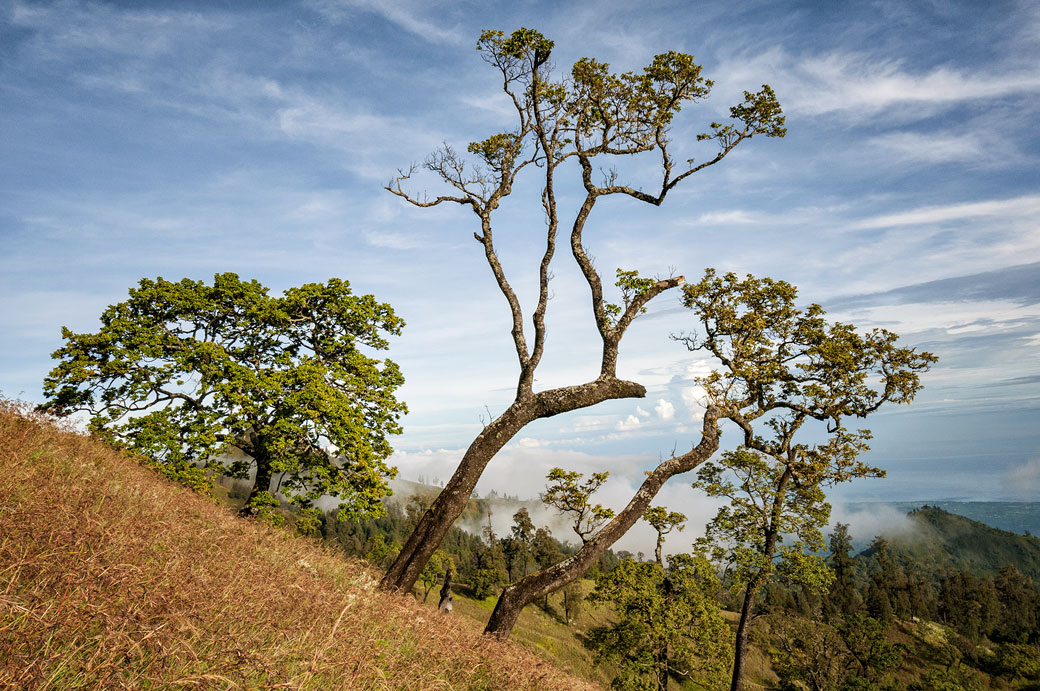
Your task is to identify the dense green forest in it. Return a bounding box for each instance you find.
[731,507,1040,690]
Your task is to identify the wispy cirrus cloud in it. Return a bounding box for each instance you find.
[826,262,1040,309]
[848,195,1040,231]
[790,54,1040,117]
[865,131,988,165]
[305,0,465,45]
[713,44,1040,123]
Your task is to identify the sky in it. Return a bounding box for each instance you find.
[2,0,1039,548]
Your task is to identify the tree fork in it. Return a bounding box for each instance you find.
[380,375,650,593]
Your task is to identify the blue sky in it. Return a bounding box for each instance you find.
[3,0,1039,540]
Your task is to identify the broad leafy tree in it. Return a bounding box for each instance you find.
[380,26,786,594]
[695,447,839,689]
[680,270,936,691]
[770,612,904,691]
[40,273,407,520]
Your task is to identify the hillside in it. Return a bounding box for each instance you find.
[862,505,1040,580]
[849,501,1040,537]
[0,400,597,690]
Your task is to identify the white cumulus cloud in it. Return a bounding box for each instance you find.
[655,399,675,420]
[616,414,642,431]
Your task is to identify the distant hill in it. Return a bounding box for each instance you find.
[851,500,1040,537]
[860,505,1040,580]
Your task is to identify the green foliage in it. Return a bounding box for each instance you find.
[505,507,537,580]
[907,666,985,691]
[826,523,863,618]
[680,269,936,433]
[681,269,936,593]
[771,613,903,691]
[479,27,555,62]
[699,84,787,147]
[681,270,934,691]
[144,457,213,495]
[586,553,731,690]
[995,642,1040,682]
[835,613,905,685]
[532,526,565,569]
[541,468,615,543]
[467,132,521,172]
[641,506,686,536]
[249,490,284,527]
[938,569,1001,642]
[474,511,509,594]
[770,616,850,691]
[293,506,324,538]
[994,565,1039,643]
[40,273,407,520]
[471,566,500,601]
[642,505,686,567]
[461,26,782,190]
[695,448,834,594]
[364,535,400,569]
[604,269,659,326]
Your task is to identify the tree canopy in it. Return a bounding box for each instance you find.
[587,552,731,691]
[678,269,936,691]
[41,273,407,520]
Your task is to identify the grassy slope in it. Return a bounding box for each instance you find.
[447,579,617,687]
[0,402,598,690]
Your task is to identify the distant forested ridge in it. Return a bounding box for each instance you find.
[849,501,1040,537]
[857,505,1040,581]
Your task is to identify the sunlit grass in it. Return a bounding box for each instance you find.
[0,399,597,690]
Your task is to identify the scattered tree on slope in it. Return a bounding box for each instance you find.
[586,507,731,690]
[40,273,406,520]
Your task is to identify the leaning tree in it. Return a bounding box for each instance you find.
[380,26,786,594]
[481,270,934,639]
[40,273,407,520]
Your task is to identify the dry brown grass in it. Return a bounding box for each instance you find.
[0,400,599,690]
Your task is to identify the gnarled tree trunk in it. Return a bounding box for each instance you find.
[381,376,648,593]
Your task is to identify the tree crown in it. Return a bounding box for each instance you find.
[41,273,407,520]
